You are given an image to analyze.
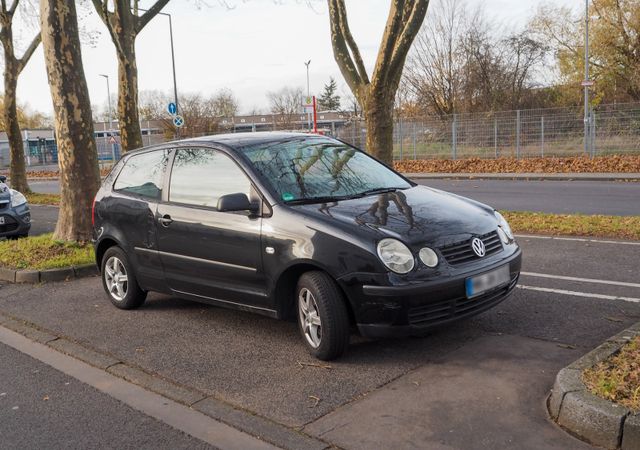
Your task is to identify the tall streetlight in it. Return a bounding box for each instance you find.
[138,8,179,133]
[99,74,116,162]
[304,60,311,130]
[583,0,591,156]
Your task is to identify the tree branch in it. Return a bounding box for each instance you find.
[372,0,404,84]
[334,0,369,85]
[327,0,366,96]
[16,30,40,74]
[137,0,170,32]
[7,0,18,16]
[386,0,430,84]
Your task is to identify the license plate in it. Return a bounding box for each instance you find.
[0,216,4,225]
[465,265,510,298]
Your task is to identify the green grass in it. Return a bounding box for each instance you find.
[26,192,60,206]
[503,211,640,241]
[583,336,640,412]
[0,233,94,270]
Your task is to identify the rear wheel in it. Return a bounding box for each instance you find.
[101,246,146,309]
[296,271,350,361]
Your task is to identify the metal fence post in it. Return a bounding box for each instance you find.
[412,122,417,160]
[591,110,596,157]
[541,116,545,157]
[516,110,521,158]
[452,114,457,160]
[398,117,403,160]
[494,117,498,158]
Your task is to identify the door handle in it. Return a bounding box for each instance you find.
[158,215,173,227]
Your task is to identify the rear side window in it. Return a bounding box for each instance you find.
[169,148,251,208]
[114,150,169,199]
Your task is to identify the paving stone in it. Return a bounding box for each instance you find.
[73,264,98,278]
[48,338,119,369]
[567,342,621,371]
[40,267,74,283]
[0,267,16,282]
[549,368,584,420]
[15,270,39,284]
[622,413,640,450]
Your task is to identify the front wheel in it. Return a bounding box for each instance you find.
[101,246,147,310]
[296,271,350,361]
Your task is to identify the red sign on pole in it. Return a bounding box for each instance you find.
[581,80,595,87]
[312,96,318,134]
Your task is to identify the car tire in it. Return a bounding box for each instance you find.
[101,246,147,310]
[296,271,350,361]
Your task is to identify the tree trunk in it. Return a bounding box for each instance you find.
[362,88,395,166]
[3,65,30,193]
[117,37,143,152]
[40,0,101,242]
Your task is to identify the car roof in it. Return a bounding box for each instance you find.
[180,131,327,149]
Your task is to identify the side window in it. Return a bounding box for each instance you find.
[114,150,169,199]
[169,148,252,208]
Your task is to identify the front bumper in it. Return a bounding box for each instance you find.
[340,247,522,338]
[0,203,31,237]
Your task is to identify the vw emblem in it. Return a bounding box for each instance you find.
[471,237,486,257]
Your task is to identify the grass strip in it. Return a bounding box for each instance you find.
[503,211,640,241]
[26,192,61,206]
[583,336,640,412]
[0,233,94,270]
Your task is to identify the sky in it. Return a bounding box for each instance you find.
[14,0,578,116]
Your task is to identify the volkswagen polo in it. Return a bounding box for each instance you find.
[93,132,521,360]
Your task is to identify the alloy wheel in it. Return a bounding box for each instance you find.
[298,288,322,348]
[104,256,128,301]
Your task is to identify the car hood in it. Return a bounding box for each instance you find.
[0,182,10,203]
[293,185,498,246]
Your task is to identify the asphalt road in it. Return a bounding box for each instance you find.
[0,236,638,448]
[416,179,640,215]
[0,342,211,449]
[28,178,640,216]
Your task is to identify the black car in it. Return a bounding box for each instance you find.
[93,132,521,360]
[0,175,31,239]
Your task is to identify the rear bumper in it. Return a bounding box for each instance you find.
[341,247,522,338]
[0,204,31,237]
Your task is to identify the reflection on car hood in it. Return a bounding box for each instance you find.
[293,185,497,246]
[0,182,10,202]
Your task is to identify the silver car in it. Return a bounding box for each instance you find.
[0,175,31,239]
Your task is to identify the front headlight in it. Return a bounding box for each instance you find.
[494,211,513,241]
[10,189,27,207]
[377,238,415,274]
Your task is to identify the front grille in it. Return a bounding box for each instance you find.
[408,274,518,327]
[0,215,18,234]
[439,230,503,266]
[0,201,8,210]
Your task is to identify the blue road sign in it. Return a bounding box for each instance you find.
[167,102,177,115]
[173,115,185,128]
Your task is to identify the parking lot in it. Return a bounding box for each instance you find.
[1,233,638,449]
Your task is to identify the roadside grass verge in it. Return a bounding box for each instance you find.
[26,192,61,206]
[503,211,640,241]
[583,336,640,412]
[0,233,94,270]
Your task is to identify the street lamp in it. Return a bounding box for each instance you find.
[99,74,116,163]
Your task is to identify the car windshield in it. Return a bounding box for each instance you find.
[241,137,411,203]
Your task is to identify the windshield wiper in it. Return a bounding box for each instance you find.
[285,194,356,205]
[356,187,406,197]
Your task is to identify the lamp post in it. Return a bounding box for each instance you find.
[583,0,591,156]
[304,60,311,130]
[138,8,179,135]
[99,74,116,163]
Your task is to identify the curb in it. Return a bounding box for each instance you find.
[0,312,330,450]
[548,323,640,449]
[403,172,640,181]
[0,263,98,284]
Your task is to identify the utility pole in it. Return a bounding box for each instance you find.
[583,0,590,156]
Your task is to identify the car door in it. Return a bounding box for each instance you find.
[106,148,170,290]
[155,146,269,309]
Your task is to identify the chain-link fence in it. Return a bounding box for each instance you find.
[336,102,640,160]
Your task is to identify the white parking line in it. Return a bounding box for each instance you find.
[517,285,640,303]
[521,271,640,289]
[515,234,640,246]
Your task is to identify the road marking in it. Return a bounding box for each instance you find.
[0,325,278,450]
[515,234,640,246]
[521,272,640,289]
[517,285,640,303]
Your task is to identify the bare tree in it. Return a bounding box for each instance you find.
[90,0,170,153]
[211,88,239,118]
[40,0,100,242]
[267,86,304,128]
[327,0,429,165]
[0,0,40,192]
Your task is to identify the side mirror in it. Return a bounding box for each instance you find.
[0,175,6,183]
[217,193,258,213]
